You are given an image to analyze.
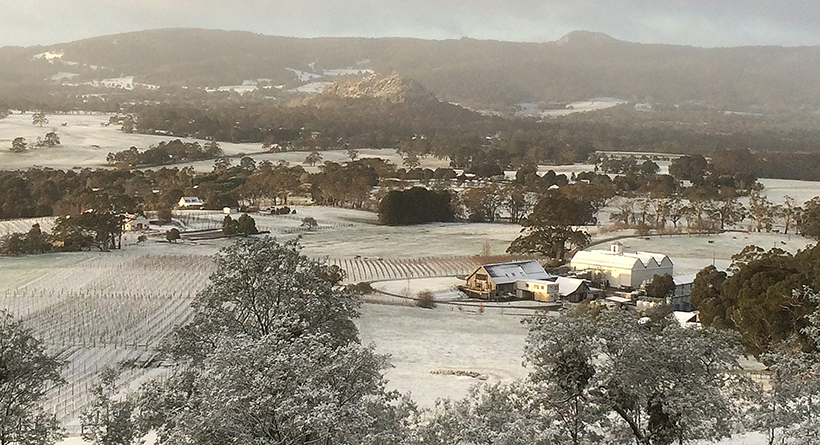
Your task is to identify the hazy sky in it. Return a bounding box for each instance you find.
[2,0,819,48]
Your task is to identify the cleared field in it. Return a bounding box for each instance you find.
[0,112,448,172]
[356,303,531,407]
[0,112,270,170]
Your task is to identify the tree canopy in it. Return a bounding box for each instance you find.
[140,237,408,444]
[0,311,66,445]
[507,191,596,259]
[691,245,820,354]
[378,187,455,226]
[419,307,748,445]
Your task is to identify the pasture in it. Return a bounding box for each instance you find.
[0,111,448,172]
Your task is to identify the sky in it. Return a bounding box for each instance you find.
[2,0,819,48]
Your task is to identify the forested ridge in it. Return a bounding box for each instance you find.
[3,28,820,110]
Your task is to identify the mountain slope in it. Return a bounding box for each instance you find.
[3,28,820,111]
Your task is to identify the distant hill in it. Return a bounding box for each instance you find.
[3,28,820,111]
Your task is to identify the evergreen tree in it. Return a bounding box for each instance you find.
[0,311,66,445]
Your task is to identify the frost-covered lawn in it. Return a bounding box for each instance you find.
[356,303,530,407]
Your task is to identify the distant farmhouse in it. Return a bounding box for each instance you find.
[571,242,673,289]
[463,260,599,303]
[177,196,204,209]
[123,215,150,232]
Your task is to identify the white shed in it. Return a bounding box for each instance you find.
[570,242,673,289]
[178,196,204,208]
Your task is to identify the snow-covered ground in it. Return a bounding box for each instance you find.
[290,81,334,93]
[0,113,454,172]
[585,229,813,275]
[1,204,809,445]
[357,303,530,406]
[0,113,268,170]
[759,177,820,204]
[1,112,818,445]
[528,98,627,117]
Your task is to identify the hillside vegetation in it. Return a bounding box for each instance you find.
[2,29,820,111]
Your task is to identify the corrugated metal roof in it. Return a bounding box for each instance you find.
[673,274,697,285]
[482,260,550,284]
[554,277,587,296]
[571,249,672,270]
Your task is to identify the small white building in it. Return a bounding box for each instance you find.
[178,196,204,209]
[516,280,560,302]
[123,215,150,232]
[570,242,673,289]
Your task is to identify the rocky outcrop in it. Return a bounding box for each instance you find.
[319,73,437,104]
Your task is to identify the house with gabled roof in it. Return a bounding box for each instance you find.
[570,242,673,289]
[464,259,552,299]
[123,214,150,232]
[516,276,597,303]
[464,260,598,303]
[177,196,204,209]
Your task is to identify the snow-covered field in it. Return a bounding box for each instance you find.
[0,112,455,172]
[531,98,627,117]
[0,113,268,170]
[357,303,530,406]
[585,229,814,275]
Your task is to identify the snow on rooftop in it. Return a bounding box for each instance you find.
[553,276,586,296]
[481,260,551,284]
[673,274,697,285]
[672,311,699,326]
[572,248,671,270]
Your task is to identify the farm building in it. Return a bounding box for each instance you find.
[515,280,559,302]
[672,274,697,311]
[464,260,597,303]
[123,215,150,232]
[177,196,204,209]
[516,276,597,303]
[571,242,673,289]
[464,260,551,299]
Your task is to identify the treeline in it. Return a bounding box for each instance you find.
[123,99,820,181]
[106,139,224,168]
[378,187,455,225]
[0,212,123,254]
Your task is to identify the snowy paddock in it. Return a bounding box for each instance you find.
[0,111,449,172]
[357,303,531,407]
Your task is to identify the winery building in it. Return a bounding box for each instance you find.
[570,242,673,289]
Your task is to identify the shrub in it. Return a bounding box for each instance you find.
[166,228,181,242]
[416,289,436,309]
[347,282,374,293]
